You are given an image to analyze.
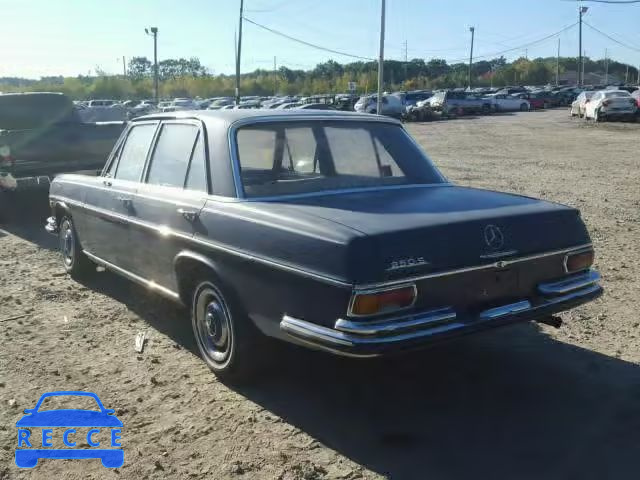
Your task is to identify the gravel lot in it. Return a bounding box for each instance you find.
[1,109,639,480]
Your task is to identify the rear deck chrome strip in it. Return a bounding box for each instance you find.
[356,244,594,290]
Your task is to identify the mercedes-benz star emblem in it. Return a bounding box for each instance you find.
[484,224,504,250]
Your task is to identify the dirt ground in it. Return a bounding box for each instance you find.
[1,109,639,480]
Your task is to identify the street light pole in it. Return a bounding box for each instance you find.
[468,27,475,90]
[578,6,588,86]
[145,27,159,103]
[556,38,560,86]
[376,0,385,115]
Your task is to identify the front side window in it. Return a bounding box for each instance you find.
[146,123,199,188]
[114,123,157,182]
[235,121,445,198]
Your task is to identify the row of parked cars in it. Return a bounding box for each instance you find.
[570,88,640,122]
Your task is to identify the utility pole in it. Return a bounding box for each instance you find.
[235,0,244,105]
[556,38,560,86]
[578,6,588,86]
[273,56,277,96]
[625,64,629,84]
[468,26,475,90]
[403,40,408,88]
[604,48,609,85]
[582,49,586,85]
[376,0,385,115]
[145,27,159,103]
[122,56,127,77]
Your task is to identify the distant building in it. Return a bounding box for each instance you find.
[559,71,623,85]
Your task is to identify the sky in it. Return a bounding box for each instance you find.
[1,0,640,79]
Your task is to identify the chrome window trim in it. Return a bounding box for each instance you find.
[243,183,454,202]
[347,283,417,318]
[355,243,594,290]
[227,114,447,201]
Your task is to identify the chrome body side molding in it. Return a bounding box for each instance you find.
[83,250,181,302]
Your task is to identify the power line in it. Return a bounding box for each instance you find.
[566,0,640,3]
[447,22,578,63]
[243,16,375,61]
[583,21,640,52]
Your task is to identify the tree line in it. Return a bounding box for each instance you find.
[0,55,636,100]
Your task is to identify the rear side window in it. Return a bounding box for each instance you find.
[146,124,199,188]
[185,134,208,192]
[114,124,157,182]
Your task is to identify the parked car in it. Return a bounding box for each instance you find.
[87,99,116,107]
[208,98,235,110]
[354,94,404,118]
[276,102,302,109]
[514,92,547,110]
[0,92,125,220]
[485,93,530,112]
[570,91,595,118]
[296,103,335,110]
[584,90,637,122]
[428,91,492,115]
[46,109,602,381]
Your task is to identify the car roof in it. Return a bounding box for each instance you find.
[134,108,402,128]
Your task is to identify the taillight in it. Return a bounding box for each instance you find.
[349,284,417,317]
[564,250,594,274]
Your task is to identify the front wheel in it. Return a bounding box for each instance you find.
[191,281,262,382]
[520,103,529,112]
[594,109,602,123]
[59,216,94,278]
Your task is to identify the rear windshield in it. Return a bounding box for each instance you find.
[604,91,630,98]
[235,121,445,198]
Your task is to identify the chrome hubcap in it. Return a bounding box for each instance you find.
[196,288,232,364]
[61,223,74,266]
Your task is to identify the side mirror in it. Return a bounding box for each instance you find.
[105,408,115,415]
[24,409,35,415]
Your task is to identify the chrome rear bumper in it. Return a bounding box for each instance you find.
[280,270,602,357]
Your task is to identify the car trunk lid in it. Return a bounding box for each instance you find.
[278,185,591,284]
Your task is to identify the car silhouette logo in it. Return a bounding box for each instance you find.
[15,391,123,468]
[483,224,504,250]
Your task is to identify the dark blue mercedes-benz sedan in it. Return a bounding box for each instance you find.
[45,110,602,381]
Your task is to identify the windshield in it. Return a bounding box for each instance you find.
[235,121,445,198]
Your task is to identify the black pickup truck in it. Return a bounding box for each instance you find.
[0,92,125,219]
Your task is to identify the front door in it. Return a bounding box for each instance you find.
[78,121,159,270]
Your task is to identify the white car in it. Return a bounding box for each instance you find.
[570,91,594,118]
[485,93,530,112]
[354,94,403,118]
[584,90,636,122]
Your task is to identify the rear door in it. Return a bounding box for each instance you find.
[129,120,209,291]
[81,121,159,269]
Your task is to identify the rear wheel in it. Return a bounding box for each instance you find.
[191,280,263,382]
[594,109,602,123]
[520,103,529,112]
[59,216,94,278]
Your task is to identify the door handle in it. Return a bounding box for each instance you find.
[116,196,133,209]
[177,208,199,222]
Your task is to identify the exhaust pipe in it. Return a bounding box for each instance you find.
[536,315,563,329]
